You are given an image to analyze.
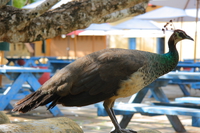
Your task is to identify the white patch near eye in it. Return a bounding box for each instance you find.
[174,32,183,44]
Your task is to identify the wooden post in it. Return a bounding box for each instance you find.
[0,51,4,88]
[92,35,95,52]
[194,0,200,62]
[73,31,77,58]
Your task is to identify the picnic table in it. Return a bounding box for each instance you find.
[168,70,200,96]
[96,71,200,132]
[6,56,44,67]
[6,56,75,74]
[183,59,200,62]
[0,65,63,116]
[175,63,200,72]
[169,63,200,96]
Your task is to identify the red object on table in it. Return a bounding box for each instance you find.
[36,66,50,85]
[17,59,25,66]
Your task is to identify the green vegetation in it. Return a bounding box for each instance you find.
[13,0,37,8]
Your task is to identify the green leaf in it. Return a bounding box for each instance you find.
[13,0,37,8]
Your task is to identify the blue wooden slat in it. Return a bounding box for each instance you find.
[191,83,200,89]
[0,66,51,74]
[152,102,200,108]
[167,115,186,132]
[192,117,200,127]
[95,103,108,116]
[5,103,13,110]
[175,97,200,104]
[96,103,200,118]
[150,87,170,103]
[129,87,149,103]
[178,84,190,96]
[176,63,200,68]
[0,74,26,110]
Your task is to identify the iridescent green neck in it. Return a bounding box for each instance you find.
[161,39,179,72]
[163,50,179,63]
[167,37,179,61]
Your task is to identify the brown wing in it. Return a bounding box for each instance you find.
[56,49,147,106]
[12,48,148,112]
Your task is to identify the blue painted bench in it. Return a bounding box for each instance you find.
[168,80,200,96]
[174,62,200,72]
[95,72,200,132]
[151,94,200,127]
[1,84,32,100]
[0,66,63,116]
[96,102,200,128]
[175,97,200,104]
[167,71,200,96]
[96,102,200,117]
[149,71,200,96]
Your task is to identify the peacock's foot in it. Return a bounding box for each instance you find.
[111,129,137,133]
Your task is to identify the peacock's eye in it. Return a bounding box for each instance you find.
[179,32,184,38]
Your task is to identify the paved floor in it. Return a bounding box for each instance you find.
[1,75,200,133]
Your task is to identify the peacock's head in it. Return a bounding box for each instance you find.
[170,29,194,44]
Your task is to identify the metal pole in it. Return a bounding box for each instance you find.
[180,17,183,61]
[73,31,77,58]
[194,0,200,62]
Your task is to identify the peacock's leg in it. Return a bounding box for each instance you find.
[104,99,137,133]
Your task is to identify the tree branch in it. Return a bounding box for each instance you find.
[27,0,61,18]
[17,0,61,30]
[0,0,149,43]
[0,0,10,8]
[98,2,148,23]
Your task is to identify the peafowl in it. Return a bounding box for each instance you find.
[13,29,193,133]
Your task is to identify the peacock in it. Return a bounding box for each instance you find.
[13,29,193,133]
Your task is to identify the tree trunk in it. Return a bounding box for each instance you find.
[0,112,10,124]
[0,117,83,133]
[138,129,161,133]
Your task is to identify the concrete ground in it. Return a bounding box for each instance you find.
[1,75,200,133]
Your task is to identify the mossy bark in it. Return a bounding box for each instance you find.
[0,117,83,133]
[0,112,10,124]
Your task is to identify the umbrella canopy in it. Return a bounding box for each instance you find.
[150,0,199,9]
[135,6,199,21]
[79,30,109,36]
[114,18,161,30]
[113,18,163,37]
[149,0,200,61]
[79,23,114,35]
[122,30,164,37]
[22,0,71,9]
[85,23,114,31]
[67,30,84,35]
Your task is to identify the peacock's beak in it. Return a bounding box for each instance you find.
[186,35,194,41]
